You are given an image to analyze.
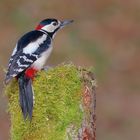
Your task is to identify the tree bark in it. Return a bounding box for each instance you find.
[78,68,96,140]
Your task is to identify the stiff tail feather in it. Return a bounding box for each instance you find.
[18,74,33,120]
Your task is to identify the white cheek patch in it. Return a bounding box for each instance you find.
[42,23,60,33]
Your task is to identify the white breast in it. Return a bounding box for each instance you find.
[32,46,53,70]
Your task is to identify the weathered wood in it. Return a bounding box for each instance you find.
[77,68,96,140]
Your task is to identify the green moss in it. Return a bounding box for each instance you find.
[5,64,83,140]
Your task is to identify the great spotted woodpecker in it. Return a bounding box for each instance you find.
[5,18,73,120]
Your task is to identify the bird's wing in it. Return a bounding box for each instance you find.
[5,30,51,83]
[8,31,45,67]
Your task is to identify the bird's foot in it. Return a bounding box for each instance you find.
[42,66,53,71]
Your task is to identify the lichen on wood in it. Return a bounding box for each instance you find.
[5,64,96,140]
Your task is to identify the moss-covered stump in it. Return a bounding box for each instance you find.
[5,64,96,140]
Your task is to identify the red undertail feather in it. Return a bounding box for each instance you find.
[25,67,38,79]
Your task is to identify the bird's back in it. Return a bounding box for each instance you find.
[5,30,51,83]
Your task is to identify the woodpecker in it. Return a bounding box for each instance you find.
[5,18,73,120]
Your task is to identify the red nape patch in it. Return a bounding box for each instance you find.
[36,24,43,30]
[25,67,38,79]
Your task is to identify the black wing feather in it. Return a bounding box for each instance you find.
[5,30,51,83]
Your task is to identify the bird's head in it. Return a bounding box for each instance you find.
[36,18,73,37]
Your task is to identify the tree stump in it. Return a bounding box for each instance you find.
[5,64,96,140]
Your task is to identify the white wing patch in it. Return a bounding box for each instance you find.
[17,59,29,67]
[14,68,24,73]
[8,58,13,66]
[8,44,18,67]
[11,44,18,56]
[19,55,33,63]
[23,34,47,54]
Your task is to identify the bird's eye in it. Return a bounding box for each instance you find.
[53,22,57,26]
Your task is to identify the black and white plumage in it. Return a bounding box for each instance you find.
[5,18,73,120]
[6,31,52,81]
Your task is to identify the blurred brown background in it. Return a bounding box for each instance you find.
[0,0,140,139]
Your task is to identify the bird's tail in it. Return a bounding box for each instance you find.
[18,74,33,120]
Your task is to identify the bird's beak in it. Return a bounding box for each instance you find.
[60,20,74,28]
